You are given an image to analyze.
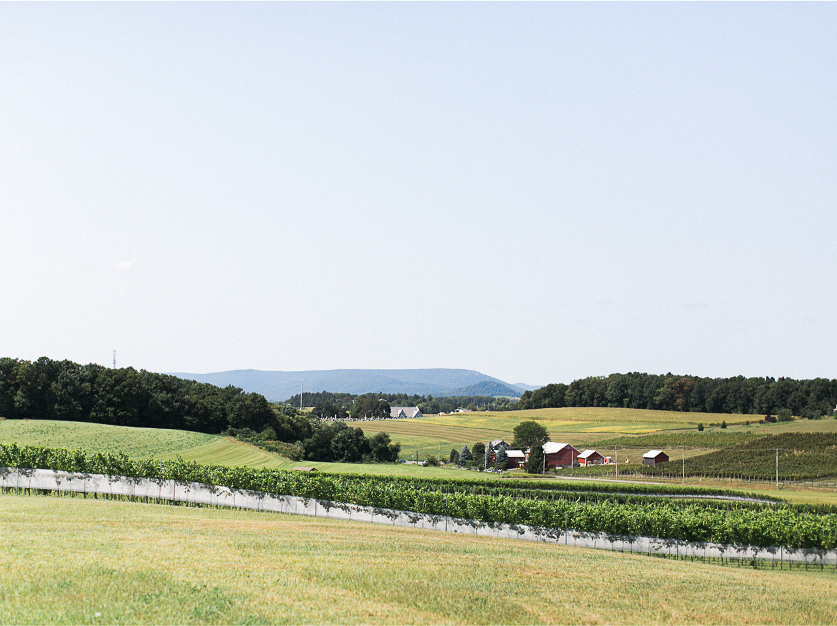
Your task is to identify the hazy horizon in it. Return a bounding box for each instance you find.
[2,3,835,385]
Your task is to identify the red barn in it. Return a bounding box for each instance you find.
[506,450,526,468]
[542,442,580,469]
[577,449,604,467]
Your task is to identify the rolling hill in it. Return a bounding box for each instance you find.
[168,368,528,401]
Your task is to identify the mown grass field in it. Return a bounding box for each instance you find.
[2,494,837,625]
[0,419,505,480]
[0,419,286,468]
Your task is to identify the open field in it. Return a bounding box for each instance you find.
[3,494,837,625]
[352,407,760,461]
[354,410,837,462]
[0,419,286,468]
[0,419,511,480]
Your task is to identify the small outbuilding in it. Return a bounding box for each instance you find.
[642,450,669,466]
[292,466,318,472]
[577,449,605,467]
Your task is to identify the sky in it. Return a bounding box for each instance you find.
[1,3,835,386]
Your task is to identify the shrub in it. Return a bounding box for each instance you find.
[697,423,704,432]
[777,409,793,422]
[720,421,727,429]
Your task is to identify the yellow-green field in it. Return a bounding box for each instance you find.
[0,419,286,468]
[2,494,836,625]
[352,407,750,460]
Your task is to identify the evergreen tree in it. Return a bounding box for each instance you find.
[459,445,472,464]
[495,447,508,470]
[526,442,545,474]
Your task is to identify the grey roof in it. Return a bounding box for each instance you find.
[577,449,601,459]
[390,406,422,418]
[643,450,666,458]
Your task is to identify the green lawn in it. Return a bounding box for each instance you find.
[2,494,836,625]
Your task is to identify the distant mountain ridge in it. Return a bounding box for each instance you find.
[167,368,529,402]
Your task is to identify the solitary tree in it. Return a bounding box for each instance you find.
[512,421,550,449]
[369,432,401,463]
[484,443,493,468]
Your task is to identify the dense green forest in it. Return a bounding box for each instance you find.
[519,373,837,417]
[285,391,518,416]
[0,357,398,464]
[0,357,277,433]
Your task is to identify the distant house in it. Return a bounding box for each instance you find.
[489,439,509,451]
[542,442,580,469]
[577,449,604,467]
[506,450,526,468]
[390,406,423,419]
[642,450,669,466]
[292,466,318,472]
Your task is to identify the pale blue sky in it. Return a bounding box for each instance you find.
[1,3,835,385]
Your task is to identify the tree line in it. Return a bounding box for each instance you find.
[0,357,277,433]
[0,357,399,464]
[285,390,519,418]
[518,373,837,417]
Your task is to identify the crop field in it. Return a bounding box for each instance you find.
[9,445,837,551]
[0,419,285,468]
[454,407,741,431]
[3,495,837,625]
[354,410,837,463]
[352,407,749,461]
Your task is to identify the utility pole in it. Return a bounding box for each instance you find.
[615,445,618,479]
[112,350,116,369]
[776,448,779,490]
[682,446,685,484]
[300,381,303,411]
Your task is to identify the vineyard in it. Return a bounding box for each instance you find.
[3,443,837,551]
[592,431,759,449]
[616,433,837,481]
